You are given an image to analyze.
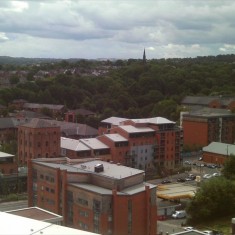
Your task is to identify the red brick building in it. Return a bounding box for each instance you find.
[18,119,61,166]
[97,134,129,166]
[28,158,157,235]
[202,142,235,165]
[98,117,182,170]
[181,95,235,110]
[0,151,17,175]
[182,109,235,150]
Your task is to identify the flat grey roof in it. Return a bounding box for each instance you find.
[69,182,156,196]
[131,117,175,124]
[104,133,128,142]
[80,138,109,150]
[119,125,155,134]
[34,159,144,180]
[73,160,144,179]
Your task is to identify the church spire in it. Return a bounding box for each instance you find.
[143,48,146,64]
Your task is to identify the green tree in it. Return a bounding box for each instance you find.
[187,177,235,223]
[222,155,235,180]
[9,75,19,85]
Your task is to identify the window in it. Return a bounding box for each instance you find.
[79,210,89,217]
[93,200,101,212]
[78,198,88,206]
[78,221,88,230]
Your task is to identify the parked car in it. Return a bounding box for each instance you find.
[203,174,212,179]
[172,210,186,219]
[184,226,194,231]
[161,179,172,184]
[184,161,191,165]
[212,172,221,177]
[185,174,196,181]
[203,230,213,235]
[198,157,203,161]
[177,177,186,182]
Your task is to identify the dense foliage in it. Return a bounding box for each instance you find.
[187,177,235,223]
[1,54,235,125]
[187,156,235,223]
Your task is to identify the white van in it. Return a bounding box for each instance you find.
[172,210,186,219]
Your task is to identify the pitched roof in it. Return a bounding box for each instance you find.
[0,117,31,129]
[23,103,64,110]
[186,107,235,118]
[181,96,219,105]
[104,134,128,142]
[131,117,175,124]
[80,138,109,150]
[101,117,128,125]
[20,118,59,128]
[48,120,98,136]
[71,108,95,116]
[203,142,235,156]
[60,137,90,151]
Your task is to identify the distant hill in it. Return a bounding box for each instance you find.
[0,56,89,66]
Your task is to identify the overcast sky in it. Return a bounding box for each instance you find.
[0,0,235,60]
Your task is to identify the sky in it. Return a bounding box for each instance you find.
[0,0,235,60]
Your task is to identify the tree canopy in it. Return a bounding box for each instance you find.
[187,177,235,223]
[1,55,235,126]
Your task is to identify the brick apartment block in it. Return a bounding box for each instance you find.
[182,108,235,149]
[18,119,61,165]
[98,117,182,170]
[28,158,157,235]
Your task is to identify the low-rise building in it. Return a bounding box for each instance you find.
[0,151,17,175]
[202,142,235,165]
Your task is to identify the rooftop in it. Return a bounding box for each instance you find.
[35,159,144,180]
[80,138,109,150]
[203,142,235,156]
[73,160,144,179]
[0,212,98,235]
[7,207,62,223]
[60,137,90,151]
[0,151,14,158]
[104,133,128,142]
[157,183,198,200]
[101,116,128,125]
[131,117,175,125]
[119,125,155,134]
[69,182,156,195]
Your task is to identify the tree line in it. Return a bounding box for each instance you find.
[1,55,235,127]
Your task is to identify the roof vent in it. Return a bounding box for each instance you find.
[94,163,104,173]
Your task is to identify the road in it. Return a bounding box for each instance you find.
[0,200,28,212]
